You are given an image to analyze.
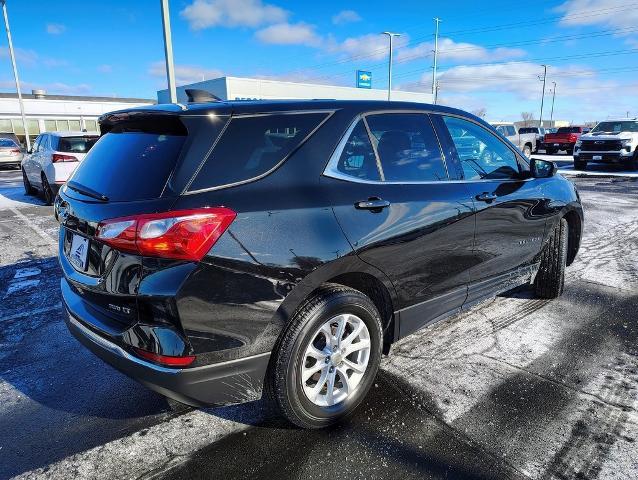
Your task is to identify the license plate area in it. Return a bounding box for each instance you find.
[593,155,602,160]
[68,233,89,271]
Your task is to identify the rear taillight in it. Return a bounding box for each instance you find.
[9,148,20,155]
[133,347,196,367]
[52,153,77,163]
[96,207,236,261]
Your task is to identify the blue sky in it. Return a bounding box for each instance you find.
[0,0,636,122]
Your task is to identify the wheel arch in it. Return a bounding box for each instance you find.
[563,208,582,266]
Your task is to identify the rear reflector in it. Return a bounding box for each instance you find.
[52,153,78,163]
[96,207,236,261]
[133,347,196,367]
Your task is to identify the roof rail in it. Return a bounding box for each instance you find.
[185,89,222,103]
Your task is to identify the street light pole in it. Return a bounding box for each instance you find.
[381,31,401,101]
[431,17,441,104]
[549,81,556,127]
[538,64,548,129]
[1,0,29,150]
[160,0,177,103]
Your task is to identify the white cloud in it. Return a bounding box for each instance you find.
[97,64,113,73]
[255,22,321,46]
[46,23,66,35]
[327,33,404,61]
[332,10,361,25]
[398,37,526,63]
[326,34,525,64]
[0,47,38,66]
[0,79,91,95]
[557,0,638,29]
[180,0,287,30]
[149,61,223,85]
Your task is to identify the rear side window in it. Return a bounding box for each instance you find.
[366,114,447,182]
[70,119,186,201]
[189,112,329,191]
[57,136,98,153]
[0,139,17,147]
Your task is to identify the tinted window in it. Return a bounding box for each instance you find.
[190,112,328,191]
[444,116,520,180]
[58,136,98,153]
[366,114,447,182]
[70,130,186,202]
[519,127,537,134]
[335,120,380,181]
[0,138,17,147]
[557,127,581,134]
[507,126,517,136]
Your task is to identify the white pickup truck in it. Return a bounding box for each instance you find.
[491,122,537,158]
[573,119,638,170]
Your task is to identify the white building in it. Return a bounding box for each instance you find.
[157,76,433,104]
[0,90,155,146]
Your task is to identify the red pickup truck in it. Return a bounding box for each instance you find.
[542,126,590,154]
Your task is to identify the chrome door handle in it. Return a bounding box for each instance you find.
[355,197,390,211]
[476,192,498,202]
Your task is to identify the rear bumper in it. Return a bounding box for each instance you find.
[542,142,574,150]
[61,279,270,407]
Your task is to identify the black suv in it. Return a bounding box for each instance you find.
[55,100,583,428]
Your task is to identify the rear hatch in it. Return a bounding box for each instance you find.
[56,109,229,330]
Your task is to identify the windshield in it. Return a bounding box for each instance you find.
[591,121,638,133]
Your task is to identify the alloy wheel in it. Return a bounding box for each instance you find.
[300,313,371,407]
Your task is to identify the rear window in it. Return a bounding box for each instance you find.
[57,136,98,153]
[0,139,17,147]
[557,127,581,134]
[69,119,186,202]
[188,112,329,191]
[519,128,537,134]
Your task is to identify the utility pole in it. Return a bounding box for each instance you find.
[381,31,401,101]
[538,64,548,129]
[432,17,441,104]
[160,0,177,103]
[549,81,556,127]
[1,0,29,150]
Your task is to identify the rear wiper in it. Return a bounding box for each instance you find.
[66,181,109,202]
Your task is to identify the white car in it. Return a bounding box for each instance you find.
[21,131,99,204]
[574,119,638,170]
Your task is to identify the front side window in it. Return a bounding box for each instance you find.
[189,112,329,191]
[443,116,520,181]
[335,120,380,181]
[366,113,447,182]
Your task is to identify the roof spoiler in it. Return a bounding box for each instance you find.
[185,89,222,103]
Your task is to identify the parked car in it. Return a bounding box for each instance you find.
[22,131,99,204]
[0,137,24,169]
[542,126,589,154]
[519,126,546,151]
[55,100,583,429]
[573,119,638,170]
[491,122,536,158]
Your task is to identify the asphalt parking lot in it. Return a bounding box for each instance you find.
[1,162,637,480]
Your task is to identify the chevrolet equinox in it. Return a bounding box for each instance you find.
[55,99,583,428]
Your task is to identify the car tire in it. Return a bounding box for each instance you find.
[22,168,35,195]
[534,218,568,299]
[42,174,54,205]
[268,284,383,429]
[627,155,638,171]
[574,160,587,170]
[522,144,532,158]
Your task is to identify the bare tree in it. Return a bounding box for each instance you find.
[472,107,487,119]
[521,112,534,127]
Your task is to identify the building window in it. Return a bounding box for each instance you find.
[84,119,98,132]
[45,120,57,131]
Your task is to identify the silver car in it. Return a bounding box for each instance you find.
[0,137,24,168]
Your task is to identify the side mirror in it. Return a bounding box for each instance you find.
[530,158,556,178]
